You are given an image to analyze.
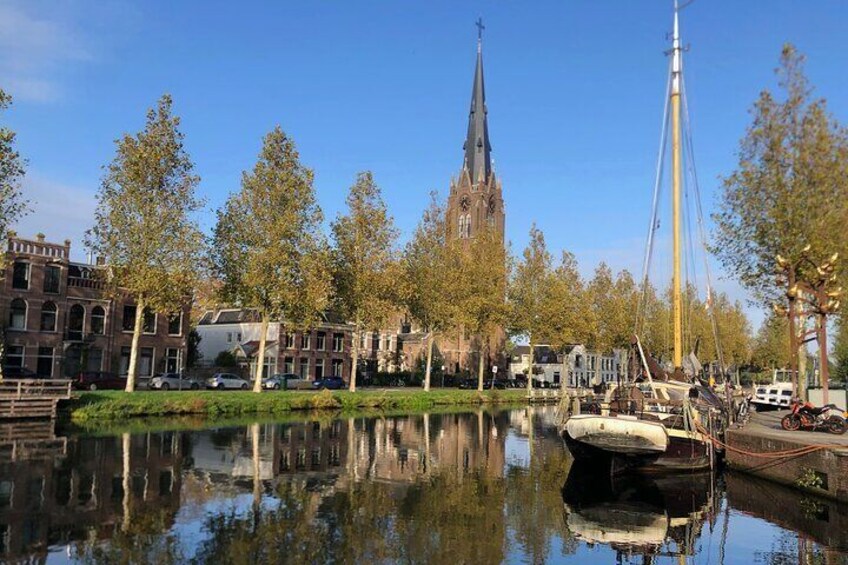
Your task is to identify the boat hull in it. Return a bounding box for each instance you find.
[563,415,712,473]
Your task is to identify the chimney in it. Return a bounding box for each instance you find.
[96,256,105,266]
[36,233,45,242]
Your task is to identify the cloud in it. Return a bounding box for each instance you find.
[0,1,91,103]
[13,173,96,261]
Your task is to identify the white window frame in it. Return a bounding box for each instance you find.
[167,312,183,336]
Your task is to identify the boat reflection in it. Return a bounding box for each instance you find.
[561,463,719,559]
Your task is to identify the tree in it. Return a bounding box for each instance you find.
[0,89,29,273]
[508,225,555,393]
[545,251,592,351]
[402,192,460,390]
[751,313,791,371]
[832,315,848,383]
[212,127,331,391]
[87,95,204,391]
[586,264,640,353]
[458,225,509,390]
[186,329,202,369]
[713,44,848,305]
[331,172,399,391]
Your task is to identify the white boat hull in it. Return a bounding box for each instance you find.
[564,414,669,456]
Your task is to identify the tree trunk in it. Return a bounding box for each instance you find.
[252,423,261,507]
[121,432,131,532]
[526,342,535,394]
[254,313,269,392]
[126,296,145,392]
[477,338,485,391]
[424,332,434,391]
[349,326,359,392]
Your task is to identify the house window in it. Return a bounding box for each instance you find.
[315,358,324,380]
[316,332,326,351]
[6,345,24,368]
[299,358,309,379]
[91,306,105,335]
[359,333,366,350]
[139,347,154,377]
[333,333,343,352]
[575,355,582,369]
[119,347,131,375]
[122,305,135,332]
[9,299,26,330]
[40,301,57,332]
[122,305,155,333]
[254,355,275,379]
[284,356,294,374]
[87,347,103,372]
[374,335,381,351]
[43,265,60,293]
[68,304,84,340]
[143,309,156,334]
[332,359,344,377]
[301,333,311,350]
[12,262,29,290]
[168,313,182,336]
[165,348,180,373]
[285,333,294,348]
[37,347,53,377]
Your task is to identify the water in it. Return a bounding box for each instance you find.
[1,407,846,564]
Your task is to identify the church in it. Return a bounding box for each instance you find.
[394,23,507,376]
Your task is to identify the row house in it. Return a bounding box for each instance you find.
[196,309,354,380]
[508,344,625,388]
[1,234,188,379]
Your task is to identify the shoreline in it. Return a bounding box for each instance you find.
[65,388,534,424]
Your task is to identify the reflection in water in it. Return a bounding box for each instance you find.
[562,464,718,560]
[0,407,846,563]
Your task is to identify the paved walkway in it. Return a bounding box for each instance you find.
[742,409,848,449]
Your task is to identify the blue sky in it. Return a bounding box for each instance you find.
[4,0,848,329]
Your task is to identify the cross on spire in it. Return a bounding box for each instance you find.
[476,17,485,42]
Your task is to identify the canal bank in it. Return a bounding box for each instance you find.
[64,388,533,423]
[725,411,848,503]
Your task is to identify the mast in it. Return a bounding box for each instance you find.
[671,1,683,368]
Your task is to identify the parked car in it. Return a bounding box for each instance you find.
[206,373,249,390]
[2,366,38,379]
[73,371,126,391]
[262,373,304,390]
[484,379,507,390]
[150,373,201,391]
[312,376,345,390]
[458,378,477,390]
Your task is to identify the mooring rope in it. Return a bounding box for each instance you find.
[694,421,834,460]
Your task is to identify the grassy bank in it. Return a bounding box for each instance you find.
[67,389,530,423]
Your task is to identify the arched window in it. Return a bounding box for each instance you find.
[458,215,466,239]
[464,214,472,238]
[68,304,85,341]
[91,306,105,335]
[9,299,26,330]
[40,301,57,332]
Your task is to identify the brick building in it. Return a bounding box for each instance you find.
[1,234,188,379]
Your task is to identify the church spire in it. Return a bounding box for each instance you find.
[463,17,492,185]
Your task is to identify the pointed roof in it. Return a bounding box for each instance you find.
[462,30,492,185]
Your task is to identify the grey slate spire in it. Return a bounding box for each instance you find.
[463,20,492,185]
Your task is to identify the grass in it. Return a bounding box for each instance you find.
[66,388,529,424]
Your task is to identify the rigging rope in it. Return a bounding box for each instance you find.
[636,58,673,338]
[681,76,727,375]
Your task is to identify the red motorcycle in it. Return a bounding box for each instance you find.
[781,399,848,435]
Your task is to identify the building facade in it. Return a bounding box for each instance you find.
[508,344,626,388]
[1,234,188,379]
[196,309,355,380]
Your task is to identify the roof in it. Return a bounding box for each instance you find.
[237,341,278,358]
[462,38,492,185]
[199,308,351,328]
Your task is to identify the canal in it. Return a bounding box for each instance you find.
[1,407,846,563]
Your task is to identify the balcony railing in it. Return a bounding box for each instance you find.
[67,276,103,289]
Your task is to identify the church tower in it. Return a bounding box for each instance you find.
[446,20,505,244]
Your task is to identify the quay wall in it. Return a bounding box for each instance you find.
[725,427,848,503]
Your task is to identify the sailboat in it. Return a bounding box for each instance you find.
[562,1,729,473]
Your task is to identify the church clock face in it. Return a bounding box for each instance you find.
[460,195,470,211]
